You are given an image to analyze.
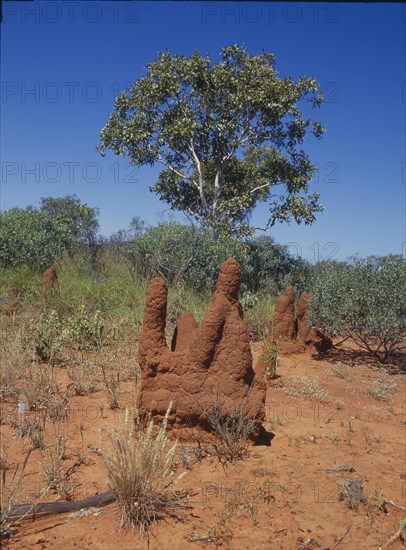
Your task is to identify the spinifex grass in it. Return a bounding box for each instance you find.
[97,405,183,532]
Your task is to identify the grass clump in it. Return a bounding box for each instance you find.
[41,435,74,500]
[0,328,30,401]
[261,339,279,380]
[20,364,58,411]
[0,450,32,539]
[204,403,255,463]
[97,405,182,532]
[0,265,40,303]
[244,296,275,340]
[14,415,45,450]
[67,360,98,396]
[100,365,120,409]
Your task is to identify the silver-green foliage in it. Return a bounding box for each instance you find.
[309,256,406,361]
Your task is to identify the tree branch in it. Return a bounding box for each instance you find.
[249,179,286,195]
[156,157,186,180]
[189,138,209,215]
[223,112,256,162]
[213,162,224,211]
[250,182,273,195]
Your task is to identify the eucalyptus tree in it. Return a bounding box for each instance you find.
[98,45,325,236]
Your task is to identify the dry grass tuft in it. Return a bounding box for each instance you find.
[20,364,58,411]
[41,435,74,499]
[97,404,182,532]
[204,403,255,463]
[15,415,45,449]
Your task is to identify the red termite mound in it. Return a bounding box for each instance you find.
[267,287,332,355]
[296,291,314,344]
[296,291,332,353]
[272,284,296,342]
[171,312,199,352]
[42,267,58,291]
[137,258,267,439]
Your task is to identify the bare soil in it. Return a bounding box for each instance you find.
[2,342,405,550]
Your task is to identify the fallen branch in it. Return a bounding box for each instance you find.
[383,517,406,549]
[385,500,406,512]
[5,490,115,521]
[333,525,351,549]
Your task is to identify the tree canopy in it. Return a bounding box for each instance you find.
[98,44,325,236]
[0,208,75,270]
[39,194,100,248]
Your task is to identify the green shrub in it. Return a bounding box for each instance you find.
[124,222,197,282]
[67,305,104,351]
[240,291,259,312]
[0,209,74,271]
[309,255,406,361]
[244,236,314,295]
[32,310,65,363]
[123,222,312,294]
[30,306,106,363]
[188,231,250,291]
[125,222,249,289]
[39,194,99,249]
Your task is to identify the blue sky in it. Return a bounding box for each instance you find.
[1,1,405,262]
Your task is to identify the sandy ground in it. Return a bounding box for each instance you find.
[1,342,405,550]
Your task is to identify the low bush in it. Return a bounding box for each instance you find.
[31,310,65,363]
[0,209,74,271]
[67,305,104,351]
[286,375,329,402]
[30,306,107,363]
[20,364,58,410]
[309,255,406,362]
